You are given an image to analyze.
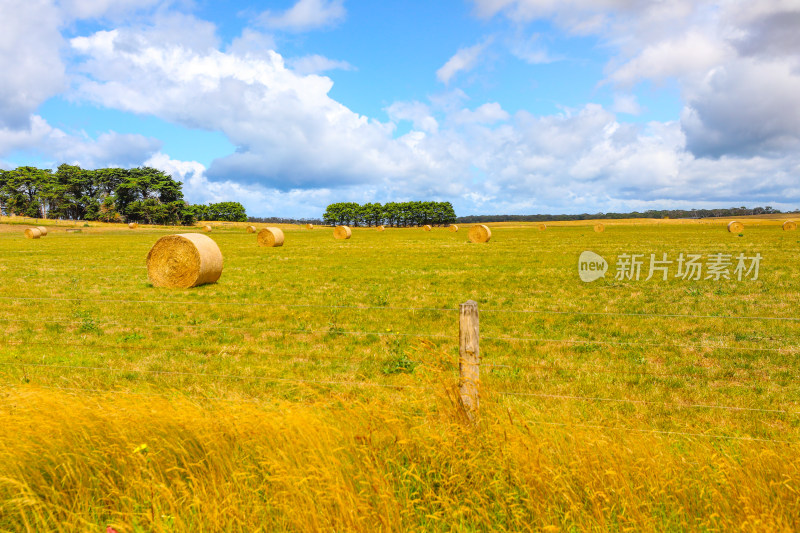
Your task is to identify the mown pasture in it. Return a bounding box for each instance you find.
[1,219,799,531]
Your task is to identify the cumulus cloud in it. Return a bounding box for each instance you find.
[436,38,493,84]
[0,115,161,168]
[0,0,65,128]
[258,0,346,32]
[288,54,355,75]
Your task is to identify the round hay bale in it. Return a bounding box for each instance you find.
[334,226,352,240]
[257,227,285,247]
[128,222,138,229]
[782,220,797,231]
[146,233,223,289]
[423,225,432,231]
[376,225,385,231]
[538,223,546,231]
[468,224,491,243]
[594,223,605,233]
[24,228,41,239]
[36,226,48,236]
[246,225,256,233]
[449,225,459,232]
[727,221,744,233]
[305,223,314,230]
[202,224,212,232]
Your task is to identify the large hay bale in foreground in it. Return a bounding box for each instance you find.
[468,224,491,243]
[246,225,256,233]
[376,225,385,231]
[727,221,744,233]
[36,226,48,236]
[449,225,459,232]
[306,224,314,230]
[258,227,285,247]
[146,233,223,289]
[24,228,41,239]
[423,225,432,231]
[783,220,797,231]
[334,226,352,240]
[128,222,138,229]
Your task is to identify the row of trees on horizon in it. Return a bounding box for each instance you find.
[0,165,247,224]
[322,201,457,227]
[456,206,795,223]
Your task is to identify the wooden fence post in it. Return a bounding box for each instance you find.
[459,300,480,420]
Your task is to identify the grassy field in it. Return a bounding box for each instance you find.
[1,218,799,531]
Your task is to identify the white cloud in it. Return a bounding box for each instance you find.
[0,114,161,168]
[611,94,641,116]
[0,0,65,128]
[258,0,346,32]
[449,103,510,125]
[386,101,439,133]
[288,54,355,75]
[436,38,493,84]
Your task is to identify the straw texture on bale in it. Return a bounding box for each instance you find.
[202,225,212,232]
[468,224,491,243]
[128,222,138,229]
[727,221,744,233]
[257,227,285,247]
[305,224,314,230]
[538,224,546,231]
[782,220,797,231]
[36,226,48,236]
[24,228,41,239]
[376,225,385,231]
[594,223,605,233]
[246,225,256,233]
[146,233,223,289]
[334,226,352,240]
[449,225,459,232]
[423,225,432,231]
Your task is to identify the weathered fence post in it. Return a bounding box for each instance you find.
[459,300,480,420]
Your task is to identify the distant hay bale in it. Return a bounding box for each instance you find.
[782,220,797,231]
[727,221,744,233]
[128,222,138,229]
[36,226,48,236]
[594,223,605,233]
[449,225,459,232]
[24,228,41,239]
[202,225,212,232]
[334,226,352,240]
[305,224,314,230]
[423,225,432,231]
[376,225,385,231]
[146,233,223,289]
[468,224,491,243]
[246,225,256,233]
[257,227,285,247]
[538,224,546,231]
[66,228,82,233]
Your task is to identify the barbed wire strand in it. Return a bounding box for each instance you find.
[1,295,798,322]
[494,389,795,415]
[530,419,796,445]
[0,361,432,391]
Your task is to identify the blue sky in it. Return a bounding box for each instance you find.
[1,0,799,218]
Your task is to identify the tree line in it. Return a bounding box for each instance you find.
[457,206,795,223]
[0,165,247,224]
[322,201,457,227]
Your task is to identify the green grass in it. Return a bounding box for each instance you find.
[1,222,799,530]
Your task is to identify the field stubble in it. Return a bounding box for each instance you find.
[1,221,799,531]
